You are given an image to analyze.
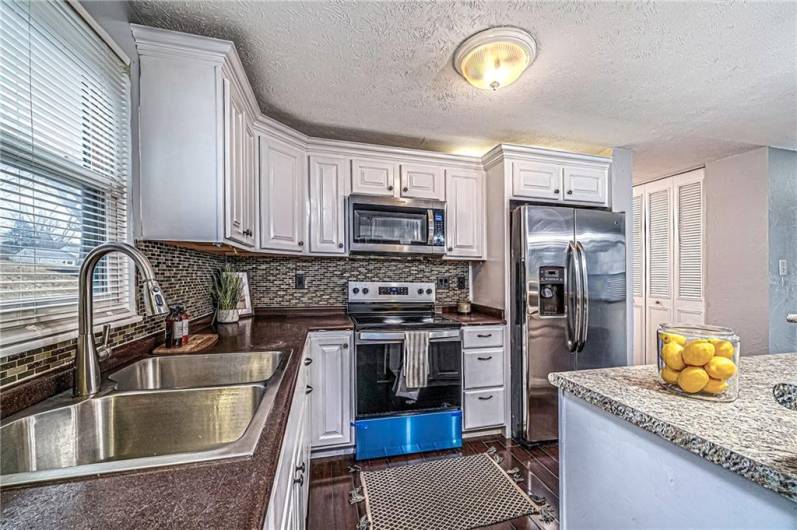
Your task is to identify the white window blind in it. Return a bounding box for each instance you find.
[0,0,131,348]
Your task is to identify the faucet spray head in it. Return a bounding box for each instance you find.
[142,279,168,316]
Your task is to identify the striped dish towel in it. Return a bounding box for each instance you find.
[403,331,430,389]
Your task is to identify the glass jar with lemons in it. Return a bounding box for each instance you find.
[657,324,740,402]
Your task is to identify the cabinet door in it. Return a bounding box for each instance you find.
[445,169,483,258]
[223,78,255,246]
[563,165,607,205]
[309,156,346,254]
[645,180,673,363]
[632,187,646,365]
[351,158,398,196]
[673,169,705,324]
[511,160,563,200]
[309,332,352,448]
[400,163,445,200]
[260,137,306,253]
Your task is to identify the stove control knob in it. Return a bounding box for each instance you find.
[417,288,424,295]
[362,288,370,294]
[352,288,360,294]
[426,288,433,295]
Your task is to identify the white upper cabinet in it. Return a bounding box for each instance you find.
[351,158,398,197]
[260,137,307,253]
[511,160,562,200]
[445,169,483,258]
[223,78,257,247]
[309,156,347,254]
[400,163,445,200]
[563,165,607,204]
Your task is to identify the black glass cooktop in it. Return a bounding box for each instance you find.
[350,313,460,330]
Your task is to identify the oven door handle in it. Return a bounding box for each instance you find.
[357,329,461,342]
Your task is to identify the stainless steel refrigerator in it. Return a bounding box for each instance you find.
[511,205,628,444]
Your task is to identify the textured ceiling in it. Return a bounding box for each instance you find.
[128,1,797,182]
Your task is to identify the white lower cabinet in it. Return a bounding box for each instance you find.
[264,346,311,530]
[309,331,353,449]
[461,325,506,431]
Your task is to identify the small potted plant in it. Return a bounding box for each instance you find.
[210,265,243,324]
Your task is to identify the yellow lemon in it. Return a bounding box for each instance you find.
[677,367,710,393]
[660,332,687,346]
[660,342,686,370]
[710,340,735,359]
[660,367,680,384]
[704,356,737,380]
[703,378,729,394]
[682,340,715,366]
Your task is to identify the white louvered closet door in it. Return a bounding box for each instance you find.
[673,169,705,324]
[644,179,674,364]
[631,188,646,365]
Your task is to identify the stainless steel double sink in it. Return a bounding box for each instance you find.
[1,351,287,487]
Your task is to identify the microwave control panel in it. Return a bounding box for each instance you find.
[539,266,565,317]
[433,210,445,246]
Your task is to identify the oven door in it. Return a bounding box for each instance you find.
[348,197,445,254]
[355,329,461,418]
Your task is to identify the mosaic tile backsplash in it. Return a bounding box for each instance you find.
[1,242,471,389]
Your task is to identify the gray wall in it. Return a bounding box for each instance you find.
[768,148,797,352]
[610,148,635,364]
[704,148,771,354]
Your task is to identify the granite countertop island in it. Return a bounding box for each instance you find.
[549,352,797,503]
[0,313,353,529]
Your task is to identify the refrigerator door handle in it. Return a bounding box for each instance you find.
[576,241,589,352]
[565,242,581,352]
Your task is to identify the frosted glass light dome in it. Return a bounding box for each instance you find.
[454,27,537,91]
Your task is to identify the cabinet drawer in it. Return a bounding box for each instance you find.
[463,388,505,430]
[462,326,504,349]
[463,348,504,389]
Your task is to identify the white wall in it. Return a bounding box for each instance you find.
[704,148,770,353]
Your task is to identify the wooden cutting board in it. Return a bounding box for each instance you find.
[153,333,219,355]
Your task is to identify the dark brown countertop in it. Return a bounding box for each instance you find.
[0,313,353,530]
[442,305,505,326]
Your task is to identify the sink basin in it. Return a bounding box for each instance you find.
[109,351,284,391]
[0,350,290,487]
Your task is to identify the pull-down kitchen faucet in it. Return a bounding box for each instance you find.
[74,242,168,397]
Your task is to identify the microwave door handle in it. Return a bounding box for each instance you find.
[427,209,434,245]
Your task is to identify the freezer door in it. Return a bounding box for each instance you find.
[511,205,576,444]
[574,209,628,370]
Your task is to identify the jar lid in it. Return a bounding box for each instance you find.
[658,322,739,341]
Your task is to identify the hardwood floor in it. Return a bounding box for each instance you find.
[307,435,559,530]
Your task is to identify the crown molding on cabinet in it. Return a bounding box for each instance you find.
[482,143,612,171]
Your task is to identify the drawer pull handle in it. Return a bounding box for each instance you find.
[476,333,493,338]
[295,462,306,473]
[477,395,494,401]
[304,358,313,366]
[294,475,304,486]
[477,356,493,361]
[305,385,313,394]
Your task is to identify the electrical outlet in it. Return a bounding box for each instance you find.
[457,275,467,289]
[779,259,788,276]
[437,277,450,289]
[294,272,306,289]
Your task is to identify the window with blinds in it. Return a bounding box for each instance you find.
[678,181,703,300]
[0,0,131,348]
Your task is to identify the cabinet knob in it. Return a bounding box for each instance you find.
[402,187,409,192]
[305,385,313,394]
[387,185,394,191]
[338,243,344,249]
[298,241,304,247]
[447,247,453,252]
[293,475,304,486]
[304,358,313,366]
[553,189,560,194]
[342,343,349,349]
[567,190,573,195]
[295,462,306,473]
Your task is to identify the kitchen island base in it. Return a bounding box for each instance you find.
[559,390,797,529]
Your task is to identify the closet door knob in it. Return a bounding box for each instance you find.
[553,189,560,194]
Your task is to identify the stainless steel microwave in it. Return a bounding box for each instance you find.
[347,195,446,255]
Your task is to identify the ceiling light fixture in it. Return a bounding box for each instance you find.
[454,26,537,91]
